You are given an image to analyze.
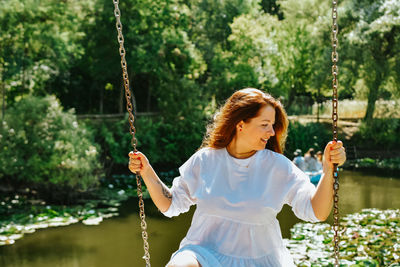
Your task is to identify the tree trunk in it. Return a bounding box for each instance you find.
[364,67,383,122]
[364,87,377,122]
[286,86,296,113]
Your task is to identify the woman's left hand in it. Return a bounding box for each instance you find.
[323,140,346,171]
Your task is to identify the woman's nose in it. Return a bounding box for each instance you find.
[268,126,275,136]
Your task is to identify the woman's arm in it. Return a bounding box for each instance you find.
[311,141,346,221]
[129,152,172,212]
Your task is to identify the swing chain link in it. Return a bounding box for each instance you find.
[112,1,151,266]
[332,0,340,266]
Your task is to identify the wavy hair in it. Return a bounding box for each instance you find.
[201,88,288,154]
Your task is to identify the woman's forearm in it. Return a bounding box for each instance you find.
[311,140,346,221]
[140,166,172,213]
[311,166,334,221]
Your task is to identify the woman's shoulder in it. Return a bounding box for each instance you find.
[259,148,290,163]
[190,146,224,162]
[179,147,223,175]
[259,150,307,182]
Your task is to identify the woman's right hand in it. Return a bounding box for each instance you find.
[128,151,151,175]
[128,152,172,212]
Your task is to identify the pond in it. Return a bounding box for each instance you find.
[1,170,399,267]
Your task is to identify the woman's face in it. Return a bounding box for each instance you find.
[238,105,276,151]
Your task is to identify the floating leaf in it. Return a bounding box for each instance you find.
[285,209,400,266]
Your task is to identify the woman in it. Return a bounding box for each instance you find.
[304,148,323,172]
[128,88,346,267]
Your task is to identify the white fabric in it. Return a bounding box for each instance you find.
[292,156,306,171]
[163,147,320,267]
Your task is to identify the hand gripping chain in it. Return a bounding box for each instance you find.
[331,0,340,265]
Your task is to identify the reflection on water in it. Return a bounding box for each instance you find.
[1,170,399,267]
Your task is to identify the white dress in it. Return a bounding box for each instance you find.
[163,147,320,267]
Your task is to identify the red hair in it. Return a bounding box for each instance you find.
[201,88,288,154]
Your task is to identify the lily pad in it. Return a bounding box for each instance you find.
[286,209,400,266]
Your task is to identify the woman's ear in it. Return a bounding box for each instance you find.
[237,120,244,131]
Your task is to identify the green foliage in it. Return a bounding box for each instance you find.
[90,79,208,173]
[287,209,400,266]
[260,0,284,19]
[0,95,102,202]
[92,111,206,174]
[0,0,95,103]
[213,12,278,97]
[351,118,400,149]
[345,157,400,173]
[1,0,399,184]
[188,0,266,101]
[1,0,399,118]
[54,0,207,114]
[0,182,132,245]
[92,118,131,167]
[285,121,333,158]
[341,0,400,121]
[138,116,205,170]
[203,0,333,112]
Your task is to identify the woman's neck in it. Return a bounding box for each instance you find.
[226,138,256,159]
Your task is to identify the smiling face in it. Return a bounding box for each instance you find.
[205,88,288,155]
[237,104,276,152]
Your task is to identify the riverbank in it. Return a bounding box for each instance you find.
[0,175,149,246]
[342,157,400,177]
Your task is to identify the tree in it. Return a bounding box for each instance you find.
[208,11,279,100]
[186,0,262,101]
[276,0,333,113]
[0,0,95,108]
[210,0,331,113]
[341,0,400,122]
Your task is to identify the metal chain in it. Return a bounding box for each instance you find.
[112,1,151,266]
[331,0,340,266]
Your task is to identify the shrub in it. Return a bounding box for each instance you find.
[136,115,206,170]
[285,121,333,159]
[92,113,206,175]
[87,117,132,177]
[0,95,102,203]
[351,118,400,150]
[93,79,208,174]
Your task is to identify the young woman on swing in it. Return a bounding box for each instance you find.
[128,88,346,267]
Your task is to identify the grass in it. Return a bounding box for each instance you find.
[312,99,400,119]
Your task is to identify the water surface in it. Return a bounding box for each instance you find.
[1,170,399,267]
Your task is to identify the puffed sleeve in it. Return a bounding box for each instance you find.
[284,163,320,223]
[162,151,202,218]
